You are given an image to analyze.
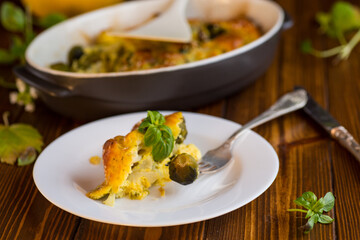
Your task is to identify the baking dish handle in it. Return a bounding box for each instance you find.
[282,10,293,31]
[13,65,72,97]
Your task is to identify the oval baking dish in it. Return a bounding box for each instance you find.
[14,0,292,120]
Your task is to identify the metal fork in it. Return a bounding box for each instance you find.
[199,89,308,174]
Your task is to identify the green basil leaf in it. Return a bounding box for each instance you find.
[162,128,174,153]
[138,119,152,133]
[318,214,334,224]
[147,111,164,125]
[0,48,16,64]
[139,111,175,162]
[147,111,156,123]
[152,138,168,162]
[159,125,173,138]
[38,13,66,28]
[322,192,335,212]
[0,2,25,32]
[311,197,325,213]
[144,125,161,146]
[155,112,165,125]
[152,128,174,162]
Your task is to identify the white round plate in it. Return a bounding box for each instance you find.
[33,111,279,227]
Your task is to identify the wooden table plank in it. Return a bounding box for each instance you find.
[327,49,360,240]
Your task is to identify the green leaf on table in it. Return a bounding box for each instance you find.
[294,191,317,209]
[0,48,16,64]
[0,2,25,32]
[330,1,360,35]
[303,1,360,62]
[318,214,334,224]
[10,36,27,60]
[289,191,335,233]
[323,192,335,212]
[303,214,320,234]
[300,40,313,54]
[37,13,66,28]
[0,113,43,165]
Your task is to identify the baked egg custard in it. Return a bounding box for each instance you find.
[51,18,261,73]
[87,111,201,206]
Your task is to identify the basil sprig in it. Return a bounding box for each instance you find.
[288,191,335,233]
[138,111,174,162]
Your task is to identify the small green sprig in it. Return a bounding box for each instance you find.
[0,1,66,112]
[301,1,360,62]
[138,111,174,162]
[288,191,335,233]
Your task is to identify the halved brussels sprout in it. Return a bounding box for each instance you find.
[176,119,187,144]
[169,153,198,185]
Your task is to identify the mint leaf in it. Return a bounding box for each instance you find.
[0,2,25,32]
[318,214,334,224]
[303,191,318,205]
[289,191,335,234]
[304,214,319,234]
[323,192,335,212]
[294,191,317,210]
[312,197,326,213]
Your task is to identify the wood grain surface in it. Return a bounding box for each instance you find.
[1,0,360,239]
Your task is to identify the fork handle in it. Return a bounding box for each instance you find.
[226,89,308,146]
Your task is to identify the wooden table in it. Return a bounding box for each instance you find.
[1,0,360,239]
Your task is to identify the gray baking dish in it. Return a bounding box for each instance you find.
[14,0,292,120]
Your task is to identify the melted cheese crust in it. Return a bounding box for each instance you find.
[87,112,201,206]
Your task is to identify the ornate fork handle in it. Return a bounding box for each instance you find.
[331,126,360,163]
[226,89,308,148]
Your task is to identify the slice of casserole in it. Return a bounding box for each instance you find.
[87,111,201,206]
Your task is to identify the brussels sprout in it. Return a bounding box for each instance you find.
[68,45,84,64]
[176,119,188,144]
[206,23,226,39]
[169,153,198,185]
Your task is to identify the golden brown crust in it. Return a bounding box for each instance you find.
[165,112,183,139]
[87,112,185,204]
